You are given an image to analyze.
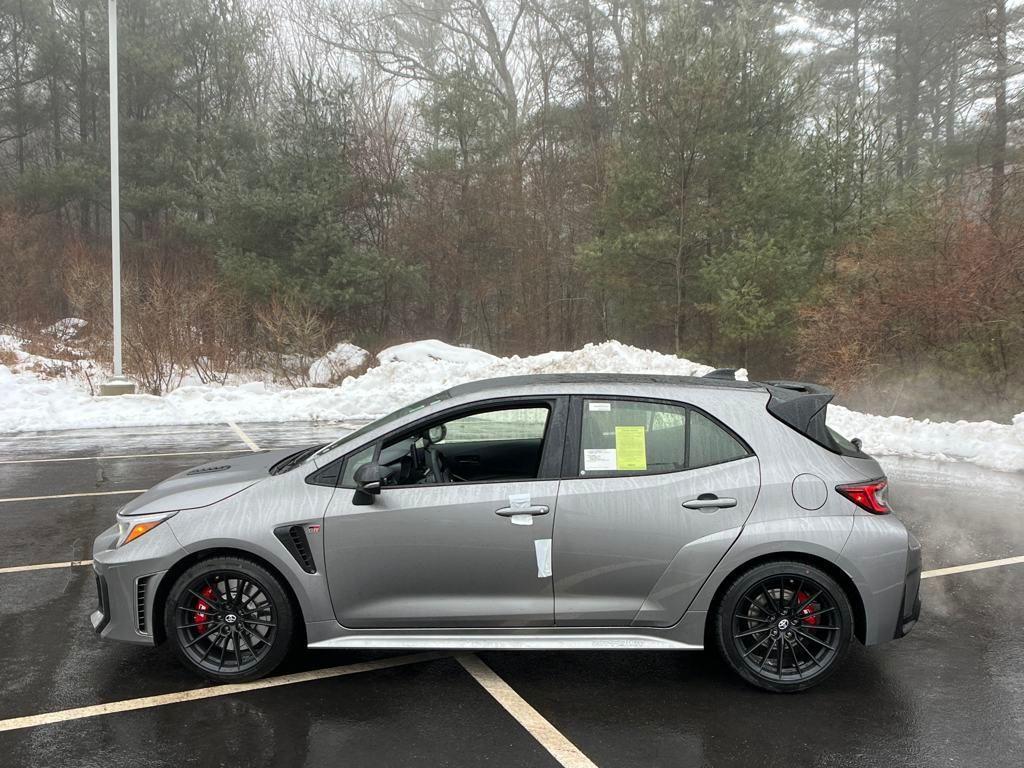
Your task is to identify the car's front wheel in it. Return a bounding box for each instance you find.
[714,560,854,692]
[164,556,294,682]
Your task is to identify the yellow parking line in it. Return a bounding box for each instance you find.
[921,554,1024,579]
[0,560,93,575]
[0,652,445,733]
[227,421,261,452]
[0,449,248,465]
[0,489,147,504]
[457,654,599,768]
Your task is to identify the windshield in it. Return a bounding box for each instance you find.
[306,390,452,463]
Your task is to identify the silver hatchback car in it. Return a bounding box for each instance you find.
[91,373,921,692]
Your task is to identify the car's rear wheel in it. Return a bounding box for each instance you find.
[714,560,854,692]
[164,556,294,682]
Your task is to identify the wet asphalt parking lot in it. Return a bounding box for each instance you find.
[0,422,1022,768]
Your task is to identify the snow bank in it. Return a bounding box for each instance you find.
[0,341,714,432]
[827,405,1024,475]
[0,338,1021,474]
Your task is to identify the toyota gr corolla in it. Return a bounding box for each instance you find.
[91,373,921,692]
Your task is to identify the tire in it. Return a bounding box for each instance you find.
[163,556,295,682]
[714,560,854,692]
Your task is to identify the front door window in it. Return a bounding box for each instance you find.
[378,404,551,485]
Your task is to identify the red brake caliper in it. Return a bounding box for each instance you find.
[195,585,216,634]
[796,591,819,625]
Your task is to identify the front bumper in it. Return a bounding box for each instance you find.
[894,532,922,639]
[90,521,185,645]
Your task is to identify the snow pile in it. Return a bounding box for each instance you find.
[0,341,720,432]
[827,405,1024,475]
[377,339,497,365]
[0,337,1021,474]
[307,343,370,385]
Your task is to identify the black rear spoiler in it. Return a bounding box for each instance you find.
[705,367,741,380]
[761,380,836,449]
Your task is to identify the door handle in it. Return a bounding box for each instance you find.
[682,494,737,510]
[495,505,549,517]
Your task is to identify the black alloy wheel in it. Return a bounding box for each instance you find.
[715,561,854,692]
[165,557,294,682]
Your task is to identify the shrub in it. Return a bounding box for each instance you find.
[798,195,1024,420]
[62,240,254,394]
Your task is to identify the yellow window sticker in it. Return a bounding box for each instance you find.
[615,426,647,471]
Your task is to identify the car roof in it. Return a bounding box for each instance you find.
[447,372,765,397]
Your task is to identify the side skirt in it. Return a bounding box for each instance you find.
[307,633,703,651]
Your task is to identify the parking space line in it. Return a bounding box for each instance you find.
[0,560,92,575]
[227,421,261,452]
[0,489,147,504]
[0,449,249,465]
[457,654,599,768]
[0,652,445,733]
[921,554,1024,580]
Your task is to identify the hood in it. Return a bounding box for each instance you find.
[118,446,307,517]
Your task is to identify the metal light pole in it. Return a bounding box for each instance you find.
[100,0,134,395]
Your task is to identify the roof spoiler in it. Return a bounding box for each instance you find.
[705,368,741,380]
[761,380,835,448]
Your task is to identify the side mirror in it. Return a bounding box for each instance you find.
[851,437,863,451]
[352,462,394,505]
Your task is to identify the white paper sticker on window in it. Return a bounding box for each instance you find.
[583,448,617,471]
[588,402,612,412]
[534,538,552,578]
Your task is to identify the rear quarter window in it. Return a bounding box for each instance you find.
[688,410,749,468]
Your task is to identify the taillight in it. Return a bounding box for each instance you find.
[836,478,890,514]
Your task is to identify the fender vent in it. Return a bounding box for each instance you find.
[135,575,152,634]
[94,574,110,634]
[275,525,317,574]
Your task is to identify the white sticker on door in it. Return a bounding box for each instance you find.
[588,401,612,411]
[583,448,617,471]
[534,538,552,578]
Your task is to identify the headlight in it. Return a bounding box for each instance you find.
[116,511,177,547]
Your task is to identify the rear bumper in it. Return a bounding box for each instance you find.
[894,532,922,639]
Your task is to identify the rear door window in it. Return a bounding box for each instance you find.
[578,398,750,476]
[579,400,687,475]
